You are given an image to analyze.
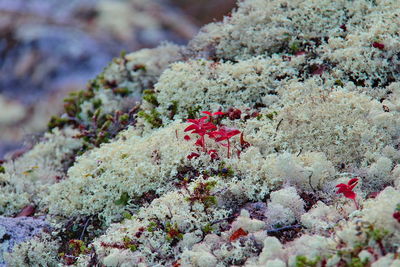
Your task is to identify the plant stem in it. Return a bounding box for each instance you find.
[353,199,359,210]
[227,139,230,158]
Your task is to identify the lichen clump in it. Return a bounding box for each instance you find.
[2,0,400,266]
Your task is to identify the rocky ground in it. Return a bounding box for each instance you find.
[1,0,400,266]
[0,0,235,158]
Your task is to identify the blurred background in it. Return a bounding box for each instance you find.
[0,0,236,158]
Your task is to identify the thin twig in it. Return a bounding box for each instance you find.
[276,119,283,131]
[79,216,92,240]
[267,224,302,234]
[308,171,316,193]
[210,215,237,225]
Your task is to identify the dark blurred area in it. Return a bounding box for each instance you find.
[0,0,236,158]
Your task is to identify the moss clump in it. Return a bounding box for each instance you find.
[142,89,159,106]
[137,109,163,128]
[295,255,321,267]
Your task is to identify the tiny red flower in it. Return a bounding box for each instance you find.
[184,135,191,141]
[229,228,248,241]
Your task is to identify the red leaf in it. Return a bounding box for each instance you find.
[202,111,212,116]
[393,211,400,223]
[16,205,36,217]
[372,42,385,50]
[208,150,219,160]
[240,133,251,149]
[336,178,358,201]
[229,228,248,241]
[187,153,200,160]
[295,51,306,56]
[195,138,204,147]
[342,190,356,200]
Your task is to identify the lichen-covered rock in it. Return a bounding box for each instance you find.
[2,0,400,266]
[0,216,50,266]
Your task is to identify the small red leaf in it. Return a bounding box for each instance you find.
[187,153,200,160]
[229,228,248,241]
[372,42,385,50]
[16,205,36,217]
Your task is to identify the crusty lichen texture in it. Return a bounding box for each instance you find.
[3,0,400,266]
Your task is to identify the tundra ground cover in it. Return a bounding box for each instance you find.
[2,0,400,266]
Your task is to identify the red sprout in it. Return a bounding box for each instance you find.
[185,116,217,152]
[336,178,359,209]
[210,127,241,158]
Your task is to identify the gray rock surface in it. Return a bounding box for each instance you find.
[0,216,49,266]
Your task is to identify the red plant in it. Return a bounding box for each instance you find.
[336,178,359,209]
[185,110,247,160]
[202,111,224,119]
[236,133,251,158]
[210,126,241,158]
[185,116,217,152]
[229,228,248,241]
[187,152,200,160]
[372,42,385,50]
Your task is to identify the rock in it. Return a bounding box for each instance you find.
[0,216,49,266]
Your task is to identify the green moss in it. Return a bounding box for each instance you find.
[295,255,321,267]
[138,109,163,128]
[334,79,344,87]
[122,212,132,220]
[289,41,301,54]
[147,221,158,232]
[113,87,131,97]
[349,257,369,267]
[265,111,278,120]
[143,89,159,106]
[165,222,183,242]
[115,192,130,206]
[187,105,201,119]
[48,116,70,130]
[186,180,218,208]
[167,100,179,119]
[202,223,214,234]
